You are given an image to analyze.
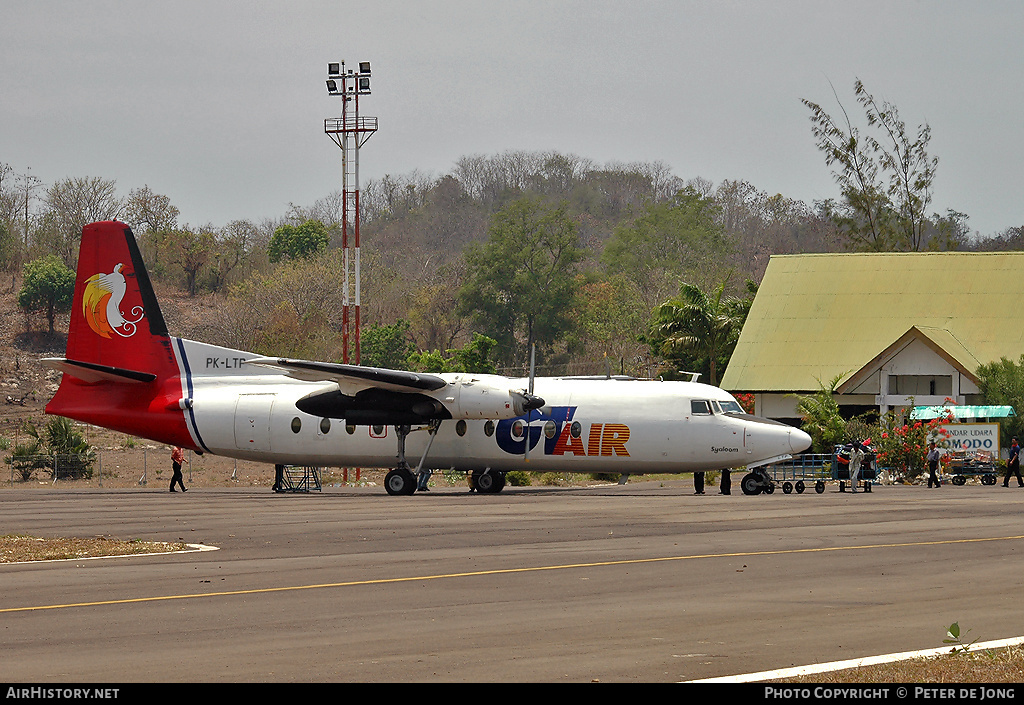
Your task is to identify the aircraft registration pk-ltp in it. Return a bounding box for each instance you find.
[44,221,811,495]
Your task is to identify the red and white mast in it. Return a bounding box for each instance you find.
[325,60,377,364]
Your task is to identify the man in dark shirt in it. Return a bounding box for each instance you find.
[1003,437,1023,487]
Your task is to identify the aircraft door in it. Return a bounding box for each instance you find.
[234,393,276,452]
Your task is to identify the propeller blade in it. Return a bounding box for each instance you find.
[528,344,536,395]
[526,344,537,461]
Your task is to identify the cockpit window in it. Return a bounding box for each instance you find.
[710,400,723,414]
[719,400,744,414]
[691,399,712,415]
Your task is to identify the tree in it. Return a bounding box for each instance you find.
[0,219,15,272]
[570,274,649,377]
[124,185,179,234]
[458,197,584,366]
[268,220,330,263]
[0,163,20,269]
[647,278,753,385]
[164,228,215,295]
[360,319,414,370]
[18,255,74,333]
[205,220,256,293]
[202,251,346,358]
[14,169,42,252]
[124,185,180,271]
[408,333,499,374]
[601,187,732,309]
[792,375,847,454]
[976,355,1024,444]
[802,80,939,251]
[406,261,467,353]
[41,176,122,266]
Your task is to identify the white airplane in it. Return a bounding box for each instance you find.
[44,221,811,495]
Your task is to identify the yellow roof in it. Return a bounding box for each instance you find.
[720,252,1024,392]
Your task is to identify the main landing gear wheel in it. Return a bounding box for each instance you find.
[474,470,506,494]
[385,468,417,496]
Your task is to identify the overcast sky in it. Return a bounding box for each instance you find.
[2,1,1021,238]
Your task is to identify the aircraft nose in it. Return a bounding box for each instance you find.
[790,427,812,454]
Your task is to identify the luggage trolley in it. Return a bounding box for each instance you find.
[832,442,879,492]
[945,450,998,485]
[742,454,832,495]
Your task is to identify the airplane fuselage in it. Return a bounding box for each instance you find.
[130,338,804,475]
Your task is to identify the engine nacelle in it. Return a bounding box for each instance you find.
[435,375,545,420]
[293,375,545,424]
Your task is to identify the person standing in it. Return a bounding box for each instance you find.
[170,446,187,493]
[719,469,731,495]
[849,440,865,492]
[1003,437,1023,487]
[693,471,705,495]
[927,442,942,488]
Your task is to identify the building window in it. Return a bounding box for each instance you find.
[888,375,952,396]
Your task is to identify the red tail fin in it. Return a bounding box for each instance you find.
[45,221,193,447]
[65,220,170,370]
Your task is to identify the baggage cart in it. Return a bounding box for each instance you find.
[945,450,998,485]
[741,454,831,495]
[832,443,879,492]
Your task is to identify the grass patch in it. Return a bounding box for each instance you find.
[778,645,1024,683]
[0,534,191,563]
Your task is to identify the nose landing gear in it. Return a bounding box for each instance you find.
[740,468,772,495]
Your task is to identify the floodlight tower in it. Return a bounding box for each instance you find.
[325,60,377,364]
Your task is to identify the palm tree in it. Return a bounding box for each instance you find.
[792,374,847,453]
[650,279,752,386]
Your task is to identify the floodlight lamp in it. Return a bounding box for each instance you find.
[328,62,342,77]
[359,61,371,75]
[358,77,370,92]
[326,79,338,94]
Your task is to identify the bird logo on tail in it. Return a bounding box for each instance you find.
[82,264,145,338]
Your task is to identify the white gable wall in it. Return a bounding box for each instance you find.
[754,337,980,421]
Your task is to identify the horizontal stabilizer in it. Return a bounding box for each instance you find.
[245,357,447,392]
[42,357,157,384]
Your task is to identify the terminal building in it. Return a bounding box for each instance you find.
[720,252,1024,426]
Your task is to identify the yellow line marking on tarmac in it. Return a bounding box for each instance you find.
[3,534,1022,614]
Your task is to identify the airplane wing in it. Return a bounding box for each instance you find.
[244,357,448,394]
